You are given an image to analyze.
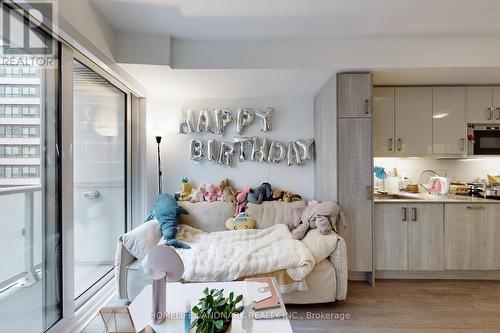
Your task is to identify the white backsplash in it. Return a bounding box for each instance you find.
[373,157,500,188]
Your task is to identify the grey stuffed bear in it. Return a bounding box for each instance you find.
[247,182,273,204]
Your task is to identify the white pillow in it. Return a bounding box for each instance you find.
[300,229,339,263]
[121,219,162,261]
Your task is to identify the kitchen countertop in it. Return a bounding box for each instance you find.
[374,192,500,203]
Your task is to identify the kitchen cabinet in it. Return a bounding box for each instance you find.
[467,86,500,123]
[394,87,433,155]
[432,87,466,155]
[338,117,373,272]
[444,204,500,270]
[373,87,395,156]
[375,203,444,271]
[337,73,372,117]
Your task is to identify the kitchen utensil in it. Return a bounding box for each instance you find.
[406,184,419,193]
[429,176,449,196]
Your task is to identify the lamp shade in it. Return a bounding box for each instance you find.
[148,245,184,282]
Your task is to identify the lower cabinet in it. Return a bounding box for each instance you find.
[444,204,500,270]
[375,203,444,271]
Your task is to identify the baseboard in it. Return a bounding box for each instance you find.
[60,279,115,333]
[376,270,500,280]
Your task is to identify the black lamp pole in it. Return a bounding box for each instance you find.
[156,136,162,194]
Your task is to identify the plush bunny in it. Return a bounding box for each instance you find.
[235,187,251,215]
[247,182,273,204]
[189,186,205,203]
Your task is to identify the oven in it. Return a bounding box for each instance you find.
[467,124,500,155]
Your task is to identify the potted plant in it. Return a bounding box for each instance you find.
[191,288,244,333]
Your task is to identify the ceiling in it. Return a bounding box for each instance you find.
[90,0,500,40]
[119,64,331,98]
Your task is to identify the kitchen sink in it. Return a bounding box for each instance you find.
[374,193,423,200]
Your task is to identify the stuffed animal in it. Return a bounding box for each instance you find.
[235,187,251,215]
[291,201,343,240]
[178,177,192,201]
[225,212,256,230]
[247,182,273,204]
[219,178,237,204]
[272,188,284,201]
[283,191,302,203]
[146,193,190,249]
[189,186,205,203]
[204,183,219,202]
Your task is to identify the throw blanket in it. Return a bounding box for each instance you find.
[170,224,315,284]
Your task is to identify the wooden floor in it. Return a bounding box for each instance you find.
[83,280,500,333]
[288,280,500,333]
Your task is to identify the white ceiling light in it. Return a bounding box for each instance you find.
[432,112,449,119]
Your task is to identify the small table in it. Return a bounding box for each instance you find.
[128,282,293,333]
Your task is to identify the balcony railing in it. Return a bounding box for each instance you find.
[0,185,41,290]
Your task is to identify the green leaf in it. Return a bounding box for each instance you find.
[214,320,224,330]
[192,306,200,314]
[234,294,243,304]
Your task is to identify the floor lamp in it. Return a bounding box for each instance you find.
[156,136,162,195]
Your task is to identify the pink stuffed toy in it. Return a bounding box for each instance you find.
[204,183,218,202]
[235,187,251,216]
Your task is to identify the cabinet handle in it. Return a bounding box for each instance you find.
[402,207,407,222]
[388,138,393,152]
[411,207,417,222]
[496,107,500,120]
[397,138,402,151]
[487,107,493,120]
[364,99,370,115]
[459,138,465,151]
[466,205,485,210]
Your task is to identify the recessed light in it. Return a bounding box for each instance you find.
[432,112,449,119]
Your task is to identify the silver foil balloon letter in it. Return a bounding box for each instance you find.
[268,141,286,163]
[207,139,217,161]
[295,139,314,160]
[189,139,205,161]
[214,108,233,135]
[255,107,273,132]
[287,141,302,166]
[178,110,195,134]
[234,136,252,162]
[250,137,269,162]
[197,108,212,133]
[236,107,255,135]
[218,141,235,167]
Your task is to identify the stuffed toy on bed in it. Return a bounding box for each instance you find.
[247,182,273,204]
[147,193,191,249]
[225,212,256,230]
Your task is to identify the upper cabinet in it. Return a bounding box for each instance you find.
[467,86,500,123]
[373,87,395,156]
[394,87,433,156]
[337,73,372,117]
[432,87,466,155]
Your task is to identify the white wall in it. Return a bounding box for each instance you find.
[145,97,315,209]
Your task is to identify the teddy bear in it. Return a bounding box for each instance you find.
[291,201,340,240]
[189,186,205,203]
[272,188,284,201]
[283,191,302,203]
[219,178,237,204]
[225,212,256,230]
[178,177,192,201]
[247,182,273,204]
[235,187,251,215]
[203,183,219,202]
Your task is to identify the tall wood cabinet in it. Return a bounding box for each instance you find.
[337,73,373,277]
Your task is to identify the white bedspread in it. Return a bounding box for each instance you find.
[171,224,315,283]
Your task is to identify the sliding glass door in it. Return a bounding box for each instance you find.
[0,3,61,332]
[72,60,127,300]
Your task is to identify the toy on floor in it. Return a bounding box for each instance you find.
[219,178,237,204]
[225,212,256,230]
[178,177,192,201]
[247,182,273,204]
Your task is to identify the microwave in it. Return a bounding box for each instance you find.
[467,124,500,155]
